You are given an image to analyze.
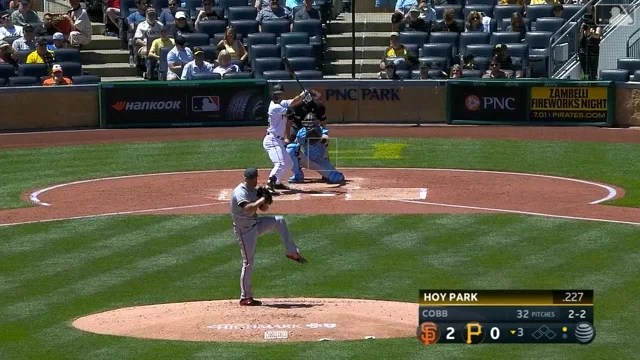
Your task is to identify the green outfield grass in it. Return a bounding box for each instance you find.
[0,138,639,359]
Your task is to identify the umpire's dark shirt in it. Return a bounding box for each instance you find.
[286,101,327,140]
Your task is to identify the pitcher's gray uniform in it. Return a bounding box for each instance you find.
[230,178,305,303]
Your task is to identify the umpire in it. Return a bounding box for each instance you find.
[285,90,327,143]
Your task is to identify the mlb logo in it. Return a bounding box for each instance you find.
[595,4,634,26]
[192,96,220,112]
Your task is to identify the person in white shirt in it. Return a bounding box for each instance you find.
[212,50,240,78]
[67,0,92,47]
[11,23,35,50]
[166,35,192,80]
[263,83,306,192]
[181,46,214,79]
[0,12,23,40]
[134,7,163,59]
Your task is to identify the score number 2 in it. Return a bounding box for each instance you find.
[444,326,502,341]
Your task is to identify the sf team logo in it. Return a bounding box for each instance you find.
[418,322,440,345]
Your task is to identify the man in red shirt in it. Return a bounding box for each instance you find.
[105,0,121,35]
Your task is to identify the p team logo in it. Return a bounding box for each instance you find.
[192,96,220,112]
[465,95,481,111]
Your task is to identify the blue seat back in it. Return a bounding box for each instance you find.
[253,57,283,76]
[505,43,529,67]
[261,19,291,37]
[422,43,453,60]
[562,5,583,22]
[72,75,101,84]
[261,70,291,79]
[459,32,490,55]
[525,31,553,49]
[54,48,81,63]
[293,19,321,38]
[462,69,482,78]
[227,6,257,21]
[284,44,314,58]
[464,44,493,58]
[534,17,565,33]
[250,43,280,67]
[286,56,316,71]
[18,63,48,78]
[493,5,523,23]
[491,31,522,45]
[183,33,210,47]
[617,58,640,73]
[224,71,252,78]
[294,69,323,79]
[246,32,277,46]
[197,20,228,37]
[198,44,218,62]
[192,72,222,80]
[280,32,310,53]
[57,61,82,77]
[0,64,15,80]
[599,69,629,82]
[9,76,38,86]
[229,20,259,38]
[399,31,429,47]
[526,5,553,22]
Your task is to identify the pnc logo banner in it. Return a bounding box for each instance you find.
[111,101,182,112]
[464,95,516,111]
[449,83,527,122]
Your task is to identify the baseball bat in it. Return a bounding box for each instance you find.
[282,56,307,93]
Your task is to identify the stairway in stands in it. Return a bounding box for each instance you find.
[85,23,138,81]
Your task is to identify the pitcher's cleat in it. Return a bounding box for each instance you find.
[239,298,263,306]
[286,252,308,264]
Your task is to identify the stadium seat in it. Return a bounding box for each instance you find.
[219,0,249,11]
[295,69,323,79]
[71,75,101,84]
[54,48,81,63]
[0,78,5,87]
[292,5,321,17]
[500,18,531,32]
[18,50,31,64]
[184,0,201,15]
[429,32,459,58]
[525,31,553,56]
[284,44,314,58]
[223,71,252,78]
[534,17,565,33]
[493,5,524,25]
[399,31,429,47]
[120,0,136,19]
[434,5,462,20]
[463,5,494,19]
[246,32,277,47]
[617,58,640,74]
[286,56,316,71]
[633,70,640,82]
[158,46,172,80]
[253,57,283,76]
[199,45,217,62]
[18,63,48,78]
[464,44,493,58]
[227,6,257,21]
[230,20,258,38]
[197,20,227,38]
[404,44,419,58]
[57,62,82,77]
[9,76,37,86]
[474,57,490,72]
[0,64,15,80]
[562,5,583,22]
[419,56,448,70]
[421,43,453,63]
[491,32,522,45]
[183,33,210,47]
[261,70,291,79]
[192,72,222,80]
[146,34,160,54]
[153,0,169,10]
[465,0,494,5]
[280,32,310,54]
[526,5,553,22]
[395,70,410,79]
[231,59,244,71]
[261,19,292,37]
[250,43,280,68]
[293,19,322,43]
[2,36,19,45]
[459,32,490,55]
[505,43,529,68]
[599,69,629,82]
[462,69,482,78]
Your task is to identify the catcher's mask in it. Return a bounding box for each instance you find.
[302,112,318,128]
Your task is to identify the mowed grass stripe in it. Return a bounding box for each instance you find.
[0,217,235,322]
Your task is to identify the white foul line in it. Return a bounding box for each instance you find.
[394,199,640,226]
[0,203,225,228]
[27,168,618,207]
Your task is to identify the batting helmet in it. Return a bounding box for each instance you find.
[272,83,284,95]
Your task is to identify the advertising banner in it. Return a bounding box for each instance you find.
[99,79,269,128]
[447,80,614,126]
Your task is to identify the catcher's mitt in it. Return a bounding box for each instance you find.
[256,186,273,205]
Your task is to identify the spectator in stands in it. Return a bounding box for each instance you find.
[255,0,268,10]
[147,25,173,78]
[257,0,293,33]
[36,13,58,36]
[195,0,222,32]
[7,0,19,9]
[529,0,551,4]
[414,63,429,79]
[378,61,401,79]
[294,0,320,21]
[105,0,122,34]
[166,35,193,80]
[579,3,601,80]
[499,0,525,5]
[213,49,240,77]
[26,37,55,72]
[493,44,514,71]
[43,63,73,85]
[380,32,416,70]
[465,11,485,32]
[449,64,462,78]
[397,6,427,32]
[134,7,163,59]
[170,11,193,37]
[67,0,93,48]
[506,12,527,39]
[0,10,23,40]
[181,46,213,79]
[285,0,302,10]
[483,56,508,78]
[11,23,35,50]
[417,0,436,26]
[552,3,564,18]
[432,8,462,33]
[216,25,247,63]
[462,53,478,70]
[128,0,148,32]
[0,40,18,70]
[395,0,417,15]
[10,0,39,27]
[159,0,179,26]
[50,32,68,49]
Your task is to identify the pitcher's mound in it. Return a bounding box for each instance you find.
[72,298,418,342]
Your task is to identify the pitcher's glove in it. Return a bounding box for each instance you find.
[256,186,273,205]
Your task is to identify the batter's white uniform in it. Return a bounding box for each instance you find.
[264,99,293,184]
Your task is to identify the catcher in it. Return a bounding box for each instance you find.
[286,113,345,184]
[229,167,308,307]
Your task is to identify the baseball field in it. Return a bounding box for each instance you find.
[1,126,639,359]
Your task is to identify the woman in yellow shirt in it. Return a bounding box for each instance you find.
[216,26,248,64]
[499,0,525,6]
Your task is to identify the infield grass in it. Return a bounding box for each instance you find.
[0,138,639,359]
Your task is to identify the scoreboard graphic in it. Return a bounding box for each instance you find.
[417,290,594,345]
